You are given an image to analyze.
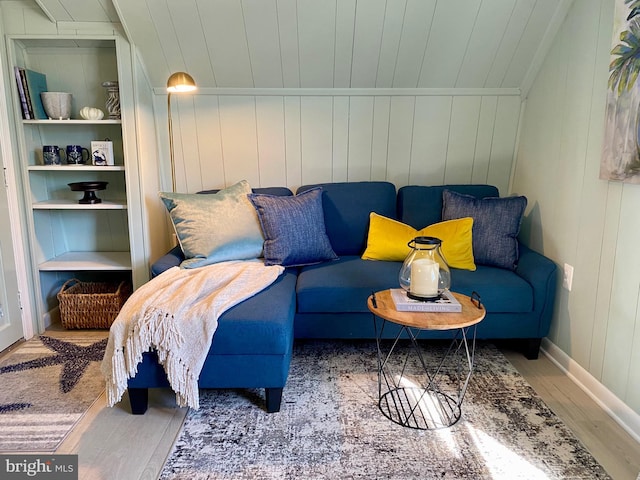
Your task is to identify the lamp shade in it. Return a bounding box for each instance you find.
[166,72,197,93]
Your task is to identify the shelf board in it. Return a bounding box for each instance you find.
[28,165,125,171]
[33,199,127,209]
[23,119,121,124]
[39,251,132,271]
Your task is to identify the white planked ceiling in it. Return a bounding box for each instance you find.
[33,0,573,90]
[34,0,120,23]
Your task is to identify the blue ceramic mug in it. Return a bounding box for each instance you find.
[42,145,64,165]
[66,145,90,165]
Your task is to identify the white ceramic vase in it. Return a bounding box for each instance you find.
[40,92,72,120]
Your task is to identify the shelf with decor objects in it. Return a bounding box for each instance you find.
[7,34,147,329]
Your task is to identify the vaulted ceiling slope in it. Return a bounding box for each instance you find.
[34,0,572,91]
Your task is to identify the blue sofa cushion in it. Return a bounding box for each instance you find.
[296,256,402,313]
[398,184,499,228]
[248,187,338,267]
[297,182,397,256]
[209,269,297,355]
[296,257,532,315]
[442,190,527,270]
[150,245,184,277]
[450,266,533,313]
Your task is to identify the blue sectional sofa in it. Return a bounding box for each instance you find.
[126,181,557,414]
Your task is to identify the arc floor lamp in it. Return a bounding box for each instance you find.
[166,72,197,192]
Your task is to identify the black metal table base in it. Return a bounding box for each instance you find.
[379,387,462,429]
[374,316,477,430]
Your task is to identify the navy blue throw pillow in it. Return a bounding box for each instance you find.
[248,187,338,267]
[442,190,527,270]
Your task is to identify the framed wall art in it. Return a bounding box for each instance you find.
[601,0,640,183]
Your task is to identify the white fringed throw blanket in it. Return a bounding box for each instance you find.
[101,260,284,410]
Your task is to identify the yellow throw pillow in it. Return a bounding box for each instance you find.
[361,212,476,271]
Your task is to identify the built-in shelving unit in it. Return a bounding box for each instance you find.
[8,35,145,327]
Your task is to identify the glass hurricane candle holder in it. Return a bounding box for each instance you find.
[398,236,451,301]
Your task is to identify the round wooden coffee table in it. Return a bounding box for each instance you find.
[368,289,485,429]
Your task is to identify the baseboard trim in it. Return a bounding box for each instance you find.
[541,338,640,445]
[42,306,59,331]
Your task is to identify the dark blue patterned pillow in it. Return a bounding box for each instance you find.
[442,190,527,270]
[248,187,338,267]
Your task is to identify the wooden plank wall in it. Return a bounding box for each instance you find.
[158,92,521,195]
[514,0,640,426]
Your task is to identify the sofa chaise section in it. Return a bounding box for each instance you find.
[126,267,297,414]
[126,187,297,414]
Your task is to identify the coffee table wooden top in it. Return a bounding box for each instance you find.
[367,289,485,330]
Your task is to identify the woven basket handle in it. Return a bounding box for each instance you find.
[59,278,80,294]
[115,281,126,295]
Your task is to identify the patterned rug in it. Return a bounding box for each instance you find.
[0,331,108,452]
[160,341,611,480]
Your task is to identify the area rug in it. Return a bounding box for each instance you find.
[0,331,108,452]
[160,341,611,480]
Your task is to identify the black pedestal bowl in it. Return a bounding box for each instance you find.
[68,181,108,204]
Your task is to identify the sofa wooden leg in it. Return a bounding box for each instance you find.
[523,338,542,360]
[128,388,149,414]
[265,387,283,413]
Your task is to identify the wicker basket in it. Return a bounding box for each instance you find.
[57,279,132,329]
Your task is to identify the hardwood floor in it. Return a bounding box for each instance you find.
[55,345,640,480]
[504,349,640,480]
[56,389,187,480]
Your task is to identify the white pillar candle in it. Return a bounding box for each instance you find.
[410,258,439,297]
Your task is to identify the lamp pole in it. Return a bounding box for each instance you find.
[167,92,176,192]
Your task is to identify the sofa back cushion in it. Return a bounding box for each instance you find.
[398,184,499,228]
[297,182,397,256]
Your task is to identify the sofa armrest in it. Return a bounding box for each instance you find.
[150,245,184,277]
[515,243,558,337]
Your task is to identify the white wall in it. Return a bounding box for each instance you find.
[514,0,640,425]
[130,50,172,266]
[156,90,521,195]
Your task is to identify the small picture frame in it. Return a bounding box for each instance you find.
[91,140,114,166]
